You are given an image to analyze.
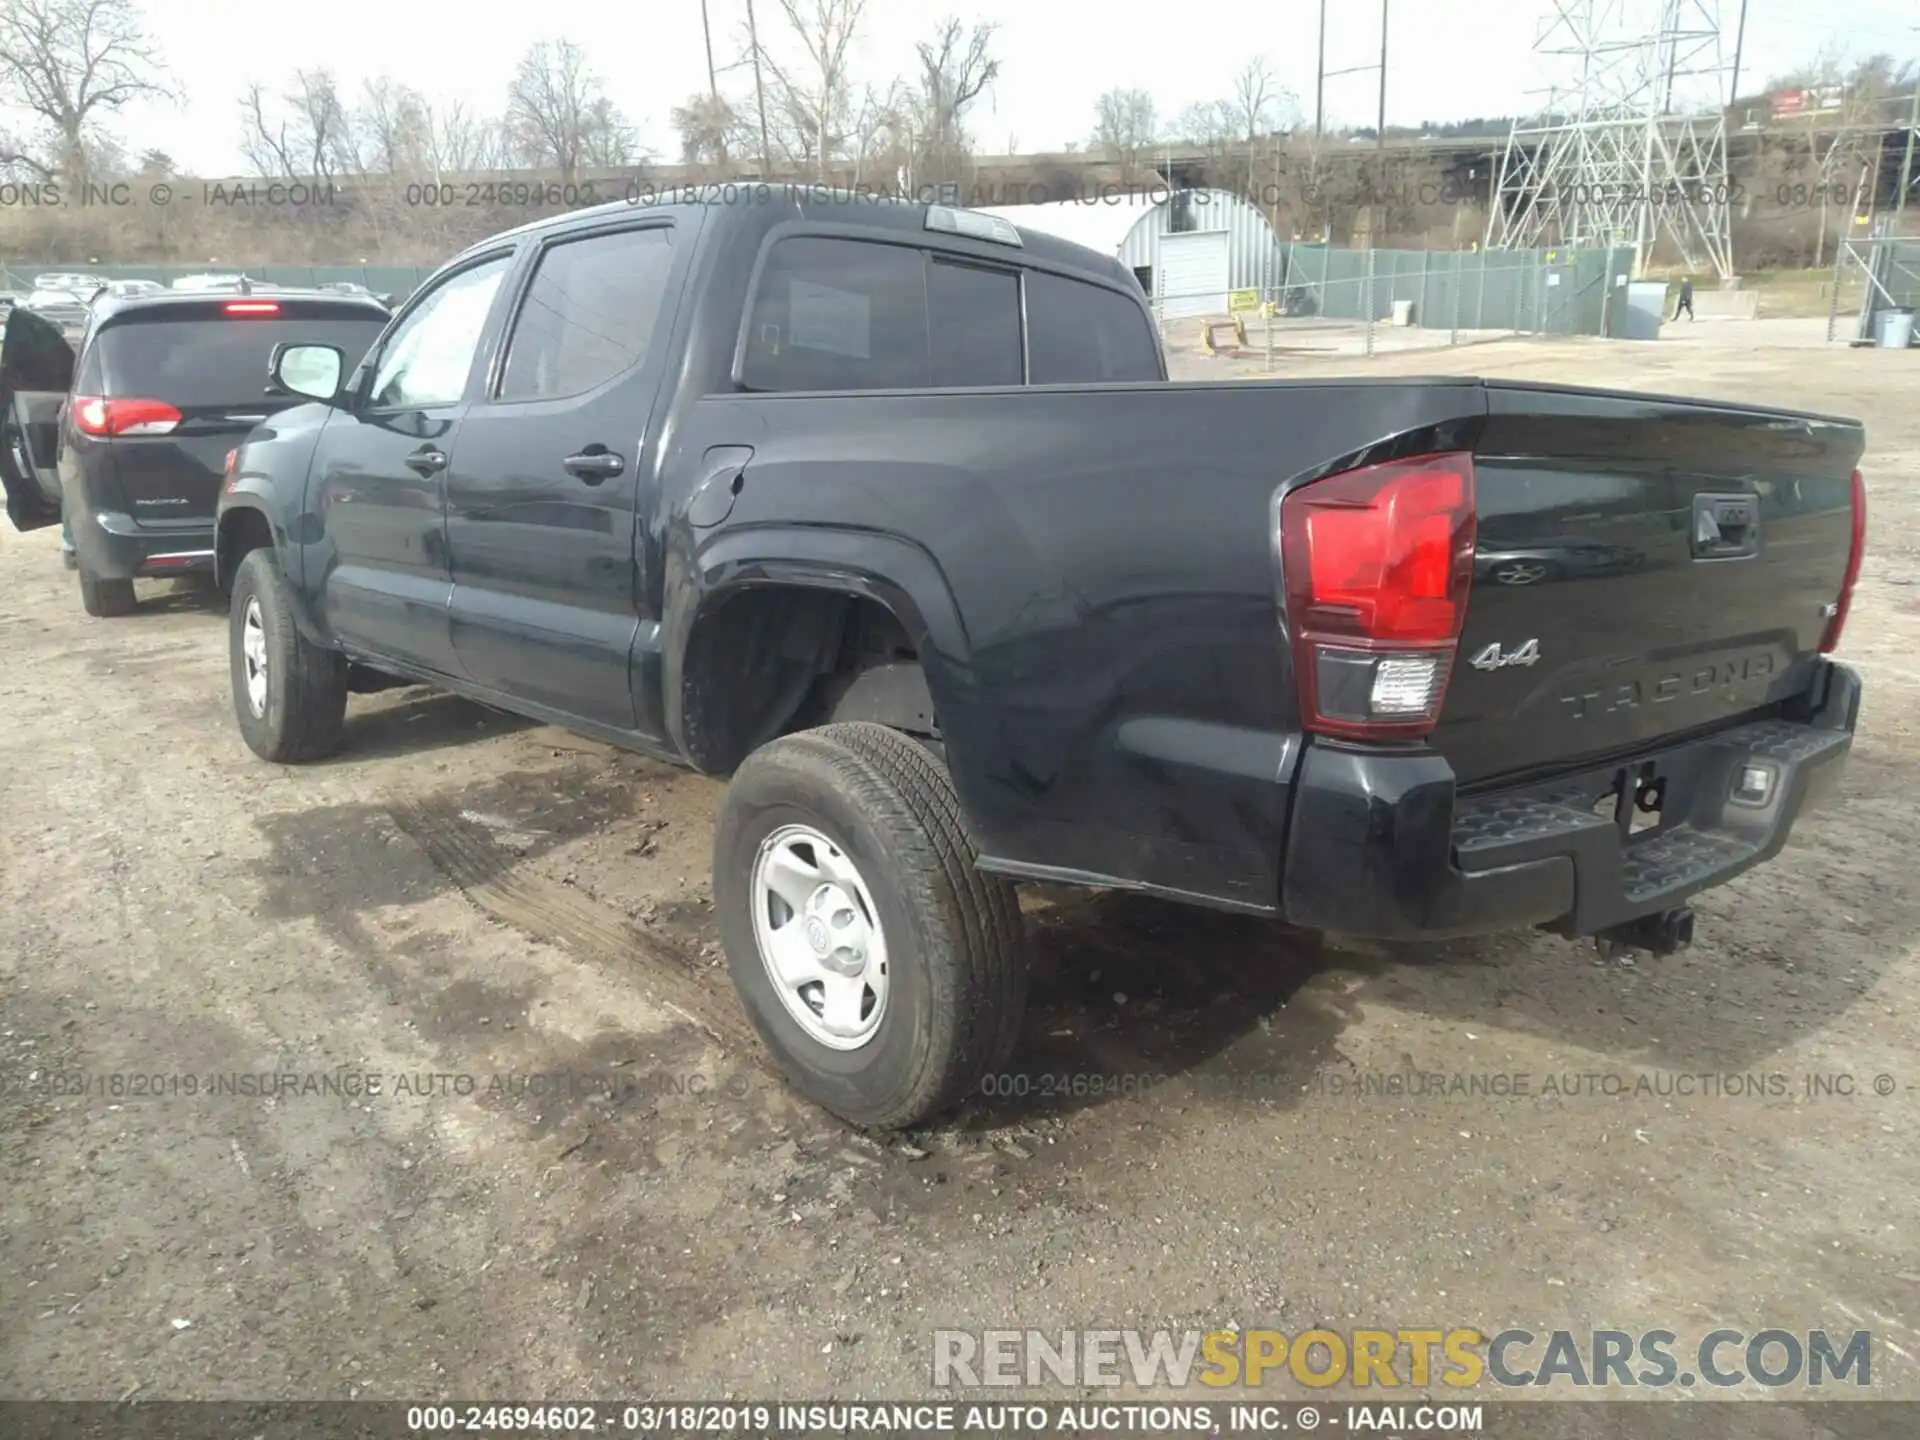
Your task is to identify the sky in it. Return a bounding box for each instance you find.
[25,0,1920,176]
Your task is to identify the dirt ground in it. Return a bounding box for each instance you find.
[3,324,1918,1414]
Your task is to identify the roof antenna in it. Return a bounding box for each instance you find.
[238,275,252,296]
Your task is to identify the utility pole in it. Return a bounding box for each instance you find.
[1898,81,1920,236]
[1377,0,1388,153]
[700,0,718,98]
[745,0,772,174]
[1728,0,1748,109]
[1315,0,1327,139]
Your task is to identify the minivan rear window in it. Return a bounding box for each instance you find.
[96,313,388,407]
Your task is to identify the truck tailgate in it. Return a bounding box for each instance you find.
[1434,382,1865,787]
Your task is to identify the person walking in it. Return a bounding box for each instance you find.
[1673,276,1695,322]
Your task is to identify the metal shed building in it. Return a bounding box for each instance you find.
[976,188,1283,319]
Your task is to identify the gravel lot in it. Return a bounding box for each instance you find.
[3,322,1916,1416]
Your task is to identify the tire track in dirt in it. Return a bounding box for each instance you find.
[386,795,771,1068]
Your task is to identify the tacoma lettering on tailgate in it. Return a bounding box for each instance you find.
[1560,652,1777,720]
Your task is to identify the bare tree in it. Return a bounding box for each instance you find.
[1175,100,1234,155]
[848,80,906,186]
[579,96,640,168]
[1233,58,1278,143]
[672,92,738,165]
[0,0,172,185]
[241,71,352,184]
[909,17,998,185]
[505,39,635,183]
[1767,53,1920,265]
[1092,87,1158,178]
[357,77,433,174]
[424,99,506,176]
[757,0,867,179]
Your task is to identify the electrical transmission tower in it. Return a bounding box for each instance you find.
[1485,0,1736,278]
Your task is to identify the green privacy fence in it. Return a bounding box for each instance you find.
[1276,243,1638,337]
[4,262,434,299]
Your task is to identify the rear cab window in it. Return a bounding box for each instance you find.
[94,305,389,406]
[738,234,1157,393]
[499,225,676,401]
[1024,271,1161,384]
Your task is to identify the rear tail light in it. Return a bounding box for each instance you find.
[223,300,280,315]
[1279,451,1477,740]
[70,396,183,437]
[1819,467,1866,654]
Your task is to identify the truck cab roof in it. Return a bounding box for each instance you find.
[450,185,1139,296]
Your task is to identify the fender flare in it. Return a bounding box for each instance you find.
[215,491,330,645]
[662,523,973,767]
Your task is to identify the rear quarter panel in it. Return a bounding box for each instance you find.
[670,379,1487,909]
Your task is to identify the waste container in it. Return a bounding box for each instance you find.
[1877,307,1915,349]
[1391,299,1415,327]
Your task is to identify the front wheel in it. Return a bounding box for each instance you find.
[229,548,348,762]
[713,722,1029,1130]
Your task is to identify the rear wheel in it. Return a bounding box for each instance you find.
[229,548,348,762]
[713,722,1028,1130]
[78,565,136,617]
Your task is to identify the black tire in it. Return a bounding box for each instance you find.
[229,547,349,763]
[78,565,136,617]
[713,721,1028,1130]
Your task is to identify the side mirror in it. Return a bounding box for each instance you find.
[269,342,345,402]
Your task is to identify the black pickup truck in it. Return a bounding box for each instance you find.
[215,189,1867,1128]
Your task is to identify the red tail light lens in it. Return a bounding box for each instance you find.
[1820,467,1866,654]
[223,300,280,315]
[1279,452,1477,740]
[70,396,183,437]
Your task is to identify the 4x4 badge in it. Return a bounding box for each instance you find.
[1468,639,1541,671]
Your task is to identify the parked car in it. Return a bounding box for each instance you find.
[22,288,92,342]
[33,271,110,294]
[0,290,390,614]
[318,281,401,308]
[93,279,169,303]
[212,190,1866,1129]
[170,273,252,293]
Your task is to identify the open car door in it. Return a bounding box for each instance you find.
[0,307,76,531]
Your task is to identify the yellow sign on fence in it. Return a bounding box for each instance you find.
[1228,288,1261,313]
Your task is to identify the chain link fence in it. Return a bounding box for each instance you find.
[1154,242,1637,361]
[1826,237,1920,345]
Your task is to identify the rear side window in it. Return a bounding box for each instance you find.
[1025,272,1161,384]
[742,237,931,392]
[500,226,675,401]
[98,314,388,406]
[928,259,1022,387]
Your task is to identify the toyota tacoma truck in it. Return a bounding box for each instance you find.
[214,188,1868,1129]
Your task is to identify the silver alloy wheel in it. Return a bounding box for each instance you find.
[1494,561,1549,585]
[750,823,889,1051]
[241,596,269,717]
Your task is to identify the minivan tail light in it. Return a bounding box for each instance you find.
[1819,467,1866,655]
[1279,452,1477,740]
[223,300,280,315]
[70,396,183,437]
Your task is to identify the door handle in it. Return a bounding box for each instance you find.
[406,448,447,476]
[564,449,625,484]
